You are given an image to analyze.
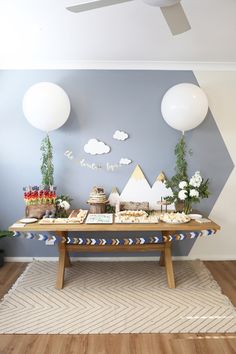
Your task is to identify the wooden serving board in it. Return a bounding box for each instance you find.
[38,218,82,225]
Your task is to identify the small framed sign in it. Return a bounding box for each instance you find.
[85,214,113,224]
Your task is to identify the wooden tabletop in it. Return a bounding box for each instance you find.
[9,218,220,233]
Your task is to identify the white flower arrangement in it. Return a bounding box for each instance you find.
[189,189,199,198]
[178,189,187,200]
[189,171,202,188]
[175,171,209,213]
[55,194,73,217]
[179,181,188,189]
[58,200,70,211]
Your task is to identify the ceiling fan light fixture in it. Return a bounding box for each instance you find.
[66,0,191,36]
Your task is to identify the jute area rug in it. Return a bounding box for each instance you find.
[0,260,236,334]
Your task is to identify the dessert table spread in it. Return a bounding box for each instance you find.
[9,216,220,290]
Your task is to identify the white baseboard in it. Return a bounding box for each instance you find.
[5,255,236,262]
[186,255,236,261]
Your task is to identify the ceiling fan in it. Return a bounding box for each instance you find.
[66,0,191,36]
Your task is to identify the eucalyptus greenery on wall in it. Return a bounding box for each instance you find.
[165,135,210,213]
[165,135,188,197]
[40,135,54,186]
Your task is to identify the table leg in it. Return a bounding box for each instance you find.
[65,248,71,268]
[56,231,71,268]
[162,231,176,289]
[55,231,71,290]
[159,251,165,266]
[56,242,66,289]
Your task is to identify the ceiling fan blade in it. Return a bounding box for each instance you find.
[160,3,191,35]
[66,0,133,12]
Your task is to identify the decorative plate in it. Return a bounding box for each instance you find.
[19,218,38,224]
[188,214,202,220]
[161,219,190,224]
[160,212,191,224]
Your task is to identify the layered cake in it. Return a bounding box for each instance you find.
[87,187,107,204]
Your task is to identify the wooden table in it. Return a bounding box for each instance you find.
[9,218,220,290]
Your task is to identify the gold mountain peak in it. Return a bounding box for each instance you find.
[155,171,167,182]
[131,165,146,181]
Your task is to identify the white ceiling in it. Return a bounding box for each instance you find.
[0,0,236,68]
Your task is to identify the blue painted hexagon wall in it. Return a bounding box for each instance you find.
[0,70,234,257]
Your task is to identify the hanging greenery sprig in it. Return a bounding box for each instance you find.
[165,135,188,203]
[40,134,54,187]
[165,135,210,211]
[173,135,188,182]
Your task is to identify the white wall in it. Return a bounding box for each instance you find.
[190,71,236,260]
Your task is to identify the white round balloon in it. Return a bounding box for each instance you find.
[23,82,71,132]
[161,83,208,132]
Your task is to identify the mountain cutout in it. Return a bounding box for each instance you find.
[120,165,151,203]
[108,187,120,207]
[150,172,175,210]
[112,165,174,210]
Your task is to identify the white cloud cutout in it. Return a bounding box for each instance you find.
[113,130,129,141]
[119,158,132,165]
[84,139,110,155]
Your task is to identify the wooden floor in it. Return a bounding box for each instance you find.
[0,261,236,354]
